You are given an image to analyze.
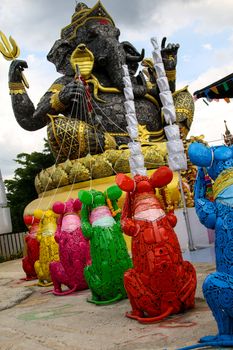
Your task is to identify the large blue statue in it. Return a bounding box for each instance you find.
[178,142,233,349]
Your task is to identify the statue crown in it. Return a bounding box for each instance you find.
[61,1,115,40]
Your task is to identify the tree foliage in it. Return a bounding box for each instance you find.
[4,140,54,232]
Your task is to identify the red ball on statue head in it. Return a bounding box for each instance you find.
[150,166,173,189]
[115,173,135,192]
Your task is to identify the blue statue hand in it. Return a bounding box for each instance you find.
[194,167,206,200]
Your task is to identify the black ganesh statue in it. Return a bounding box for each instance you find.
[8,1,193,167]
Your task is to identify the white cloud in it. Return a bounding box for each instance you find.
[202,43,213,50]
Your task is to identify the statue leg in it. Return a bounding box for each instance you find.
[200,271,233,344]
[84,264,103,302]
[124,269,164,320]
[22,256,37,280]
[179,261,197,310]
[72,258,88,290]
[49,261,69,293]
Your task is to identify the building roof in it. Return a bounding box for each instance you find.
[193,72,233,102]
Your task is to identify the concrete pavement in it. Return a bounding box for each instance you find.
[0,258,224,350]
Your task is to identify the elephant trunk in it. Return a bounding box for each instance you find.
[101,39,127,91]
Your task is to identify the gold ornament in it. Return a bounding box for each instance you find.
[50,92,67,112]
[213,168,233,200]
[9,82,26,95]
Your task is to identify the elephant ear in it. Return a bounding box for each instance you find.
[115,173,135,192]
[188,142,213,167]
[150,166,173,188]
[78,190,93,206]
[52,201,65,214]
[105,185,122,201]
[47,39,74,75]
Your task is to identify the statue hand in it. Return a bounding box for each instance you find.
[9,59,28,82]
[59,80,86,105]
[161,37,179,71]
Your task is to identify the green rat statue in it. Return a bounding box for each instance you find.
[78,185,132,304]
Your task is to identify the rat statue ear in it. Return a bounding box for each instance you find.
[188,142,213,167]
[24,215,39,226]
[34,209,44,220]
[105,185,122,201]
[52,201,66,214]
[78,190,93,206]
[150,166,173,188]
[73,198,82,211]
[115,173,135,192]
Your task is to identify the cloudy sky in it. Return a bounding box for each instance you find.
[1,0,233,180]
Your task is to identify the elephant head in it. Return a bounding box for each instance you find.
[47,2,145,92]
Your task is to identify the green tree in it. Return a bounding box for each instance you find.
[4,140,54,232]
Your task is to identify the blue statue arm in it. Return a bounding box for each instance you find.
[194,167,216,229]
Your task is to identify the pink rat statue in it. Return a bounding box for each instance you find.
[50,198,90,295]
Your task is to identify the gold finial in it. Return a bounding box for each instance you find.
[0,31,20,60]
[0,31,29,88]
[224,120,233,146]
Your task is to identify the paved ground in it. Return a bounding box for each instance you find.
[0,258,225,350]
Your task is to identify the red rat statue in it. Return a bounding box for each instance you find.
[22,215,40,280]
[50,198,90,295]
[116,166,197,323]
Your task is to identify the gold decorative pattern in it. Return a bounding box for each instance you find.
[109,124,164,146]
[165,69,176,81]
[47,115,116,161]
[213,168,233,200]
[48,84,63,93]
[50,92,67,112]
[35,144,169,194]
[9,82,26,95]
[172,86,194,136]
[104,133,117,150]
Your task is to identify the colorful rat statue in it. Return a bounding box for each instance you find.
[50,198,90,295]
[177,143,233,350]
[22,215,40,280]
[34,209,59,286]
[116,166,197,323]
[78,185,132,305]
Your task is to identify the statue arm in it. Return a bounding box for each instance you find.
[80,204,93,239]
[160,38,179,92]
[194,167,217,229]
[121,218,140,237]
[108,199,121,222]
[166,211,177,227]
[9,60,85,131]
[36,228,42,242]
[54,217,62,243]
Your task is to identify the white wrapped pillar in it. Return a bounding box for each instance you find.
[151,37,194,250]
[122,64,147,176]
